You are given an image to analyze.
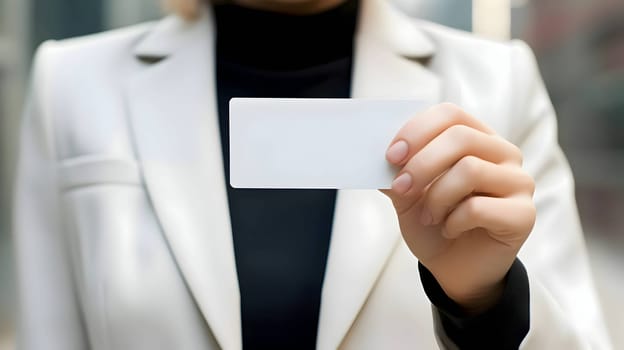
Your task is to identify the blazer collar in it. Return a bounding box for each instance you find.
[127,1,441,350]
[133,0,436,61]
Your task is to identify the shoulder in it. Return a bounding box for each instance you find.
[419,19,533,58]
[31,21,157,101]
[416,19,537,77]
[27,22,160,157]
[30,21,157,111]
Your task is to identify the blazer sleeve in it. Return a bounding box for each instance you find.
[13,41,88,350]
[428,40,613,350]
[509,40,611,349]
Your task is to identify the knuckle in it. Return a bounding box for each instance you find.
[446,124,474,148]
[502,139,523,164]
[464,197,483,218]
[513,168,535,195]
[511,143,524,164]
[520,200,537,234]
[439,102,462,116]
[435,102,464,124]
[456,155,482,179]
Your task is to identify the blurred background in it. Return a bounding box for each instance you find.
[0,0,622,348]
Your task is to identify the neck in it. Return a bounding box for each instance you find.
[228,0,346,15]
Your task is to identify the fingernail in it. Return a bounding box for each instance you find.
[386,140,409,164]
[392,172,412,194]
[420,209,433,226]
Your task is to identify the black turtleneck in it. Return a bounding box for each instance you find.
[214,1,357,349]
[213,1,530,349]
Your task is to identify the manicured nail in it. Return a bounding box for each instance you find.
[392,172,412,194]
[420,209,433,226]
[386,140,409,164]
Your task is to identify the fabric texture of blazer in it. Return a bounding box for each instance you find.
[14,0,612,348]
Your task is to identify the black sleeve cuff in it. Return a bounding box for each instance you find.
[419,259,530,350]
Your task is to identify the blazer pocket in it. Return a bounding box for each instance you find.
[58,155,142,191]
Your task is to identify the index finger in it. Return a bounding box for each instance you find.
[385,103,496,166]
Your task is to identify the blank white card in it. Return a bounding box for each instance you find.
[229,98,429,189]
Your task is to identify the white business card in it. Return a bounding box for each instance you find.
[229,98,430,189]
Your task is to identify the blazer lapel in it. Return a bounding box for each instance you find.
[316,0,442,348]
[125,8,241,350]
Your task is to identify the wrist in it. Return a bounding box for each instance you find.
[424,252,518,315]
[445,280,506,315]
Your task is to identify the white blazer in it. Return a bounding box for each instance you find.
[14,0,612,349]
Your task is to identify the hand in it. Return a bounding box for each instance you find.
[382,103,536,314]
